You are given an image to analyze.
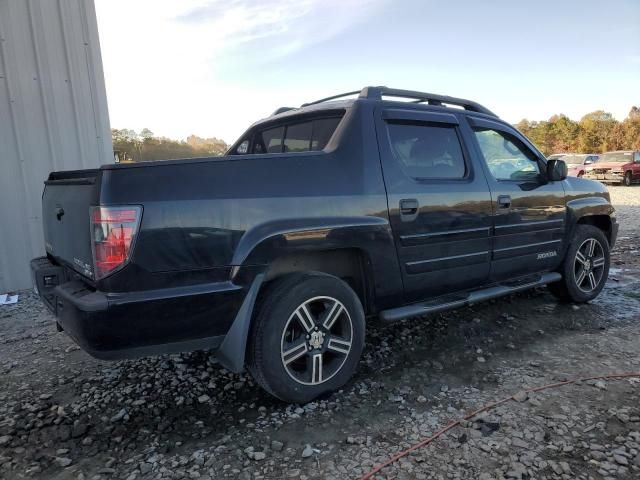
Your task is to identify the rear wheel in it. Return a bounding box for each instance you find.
[247,272,365,403]
[623,171,633,187]
[548,225,609,302]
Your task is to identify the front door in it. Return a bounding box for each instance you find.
[463,116,566,281]
[376,107,494,303]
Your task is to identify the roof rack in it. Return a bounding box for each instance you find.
[271,106,295,116]
[285,86,497,118]
[300,90,361,107]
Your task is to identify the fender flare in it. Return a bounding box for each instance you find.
[216,217,402,372]
[564,195,616,249]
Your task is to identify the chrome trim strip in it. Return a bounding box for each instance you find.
[400,226,490,241]
[406,250,489,266]
[493,239,561,253]
[495,226,564,238]
[494,219,564,230]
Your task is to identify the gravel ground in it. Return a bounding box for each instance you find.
[1,186,640,480]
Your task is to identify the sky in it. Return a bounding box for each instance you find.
[95,0,640,144]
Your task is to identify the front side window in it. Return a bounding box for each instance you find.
[635,152,640,162]
[386,122,466,179]
[473,128,540,181]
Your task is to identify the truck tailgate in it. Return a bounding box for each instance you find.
[42,169,101,279]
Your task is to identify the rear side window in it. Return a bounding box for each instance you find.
[250,116,342,154]
[311,117,342,151]
[255,126,285,154]
[386,123,466,179]
[284,122,312,152]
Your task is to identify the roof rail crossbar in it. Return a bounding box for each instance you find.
[360,86,497,117]
[300,90,361,107]
[274,86,497,118]
[271,107,295,116]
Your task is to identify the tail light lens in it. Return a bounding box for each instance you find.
[90,206,142,280]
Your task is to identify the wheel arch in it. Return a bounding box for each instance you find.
[566,196,616,247]
[262,248,375,316]
[576,214,613,243]
[217,218,398,374]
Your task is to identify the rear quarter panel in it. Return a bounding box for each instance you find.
[97,104,403,308]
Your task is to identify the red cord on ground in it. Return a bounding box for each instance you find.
[360,372,640,480]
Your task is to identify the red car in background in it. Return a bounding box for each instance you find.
[584,150,640,186]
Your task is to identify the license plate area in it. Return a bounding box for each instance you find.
[31,258,67,314]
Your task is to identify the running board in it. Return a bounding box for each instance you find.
[379,272,562,323]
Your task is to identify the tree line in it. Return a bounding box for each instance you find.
[112,106,639,162]
[516,106,640,156]
[112,128,228,162]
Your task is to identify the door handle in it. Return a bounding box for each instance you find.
[497,195,511,209]
[399,199,419,221]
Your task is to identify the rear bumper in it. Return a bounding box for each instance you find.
[30,257,247,360]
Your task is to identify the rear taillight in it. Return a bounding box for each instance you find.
[90,206,142,280]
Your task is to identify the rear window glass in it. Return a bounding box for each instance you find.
[284,122,312,153]
[256,126,285,154]
[311,117,342,151]
[248,116,342,154]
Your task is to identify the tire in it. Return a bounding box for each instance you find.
[247,272,365,403]
[623,171,632,187]
[548,225,610,303]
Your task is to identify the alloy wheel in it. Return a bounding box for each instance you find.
[280,296,353,386]
[573,238,606,293]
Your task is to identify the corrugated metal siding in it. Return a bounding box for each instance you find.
[0,0,111,292]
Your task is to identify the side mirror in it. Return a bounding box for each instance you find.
[584,159,593,165]
[547,159,567,181]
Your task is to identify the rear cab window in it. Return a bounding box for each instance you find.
[231,114,343,155]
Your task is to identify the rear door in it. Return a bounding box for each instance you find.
[375,107,493,303]
[463,116,566,281]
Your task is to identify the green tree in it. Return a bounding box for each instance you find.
[623,106,640,149]
[548,115,579,153]
[577,111,617,153]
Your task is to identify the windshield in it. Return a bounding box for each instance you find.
[562,154,586,165]
[599,152,633,163]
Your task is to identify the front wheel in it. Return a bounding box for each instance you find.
[247,272,365,403]
[623,171,633,187]
[548,225,610,302]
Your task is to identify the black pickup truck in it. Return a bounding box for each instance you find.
[32,87,618,403]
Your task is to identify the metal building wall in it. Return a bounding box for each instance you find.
[0,0,111,292]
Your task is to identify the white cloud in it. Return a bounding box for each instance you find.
[95,0,388,142]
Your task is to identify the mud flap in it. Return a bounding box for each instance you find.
[216,274,264,373]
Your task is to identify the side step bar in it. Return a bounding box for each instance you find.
[379,272,561,323]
